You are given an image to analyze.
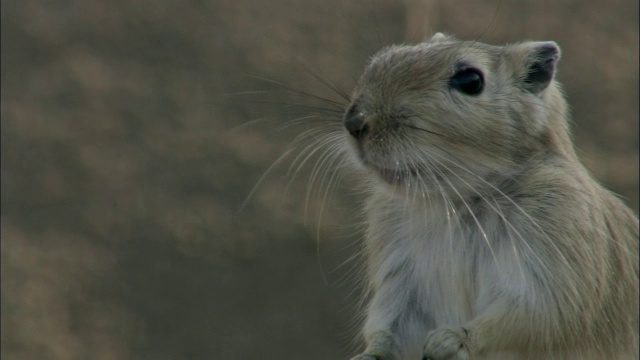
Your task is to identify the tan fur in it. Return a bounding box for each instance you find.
[344,34,639,360]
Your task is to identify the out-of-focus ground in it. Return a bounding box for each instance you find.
[1,1,637,359]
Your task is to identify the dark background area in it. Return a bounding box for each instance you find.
[2,1,637,359]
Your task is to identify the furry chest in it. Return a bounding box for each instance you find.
[367,209,478,328]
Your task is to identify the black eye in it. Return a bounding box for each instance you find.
[449,68,484,95]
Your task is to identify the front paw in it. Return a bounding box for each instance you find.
[422,326,470,360]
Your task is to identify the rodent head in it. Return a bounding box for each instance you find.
[343,33,569,196]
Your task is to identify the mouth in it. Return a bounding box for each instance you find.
[353,148,420,185]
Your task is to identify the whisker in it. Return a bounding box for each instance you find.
[425,150,578,288]
[227,116,275,133]
[238,147,297,213]
[285,129,343,186]
[295,61,352,102]
[426,156,502,272]
[306,139,348,219]
[280,115,338,130]
[401,124,444,137]
[243,73,347,109]
[314,154,349,285]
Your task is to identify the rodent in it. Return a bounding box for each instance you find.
[341,33,639,360]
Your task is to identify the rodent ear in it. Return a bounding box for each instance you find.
[427,32,454,43]
[520,41,561,94]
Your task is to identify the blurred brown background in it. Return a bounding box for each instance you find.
[1,1,637,359]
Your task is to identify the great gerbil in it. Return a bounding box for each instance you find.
[341,33,639,360]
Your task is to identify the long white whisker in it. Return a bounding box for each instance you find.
[285,128,342,180]
[426,152,544,282]
[426,157,501,272]
[433,152,575,277]
[238,147,296,213]
[314,155,349,285]
[305,135,347,222]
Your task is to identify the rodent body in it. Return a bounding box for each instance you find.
[343,34,639,359]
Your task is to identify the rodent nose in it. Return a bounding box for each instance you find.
[344,108,369,139]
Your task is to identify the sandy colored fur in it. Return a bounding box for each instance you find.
[345,34,639,359]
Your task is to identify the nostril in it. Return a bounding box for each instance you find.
[344,110,369,139]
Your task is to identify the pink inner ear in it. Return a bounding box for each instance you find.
[523,44,559,94]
